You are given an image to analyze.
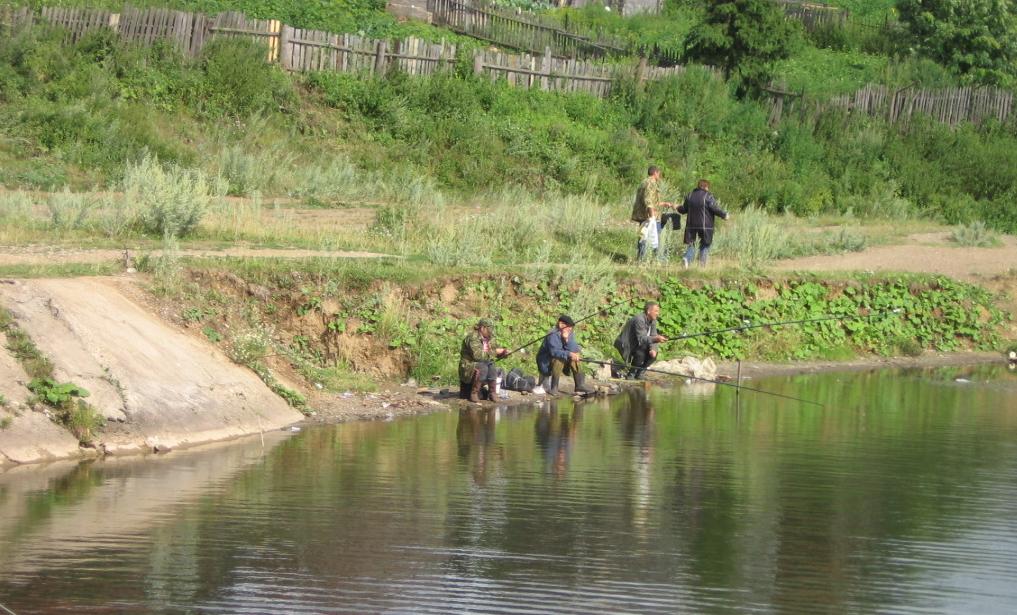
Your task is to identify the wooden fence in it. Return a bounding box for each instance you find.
[827,84,1015,127]
[776,0,849,30]
[427,0,627,59]
[280,27,456,76]
[1,5,282,59]
[4,3,1014,127]
[768,83,1016,127]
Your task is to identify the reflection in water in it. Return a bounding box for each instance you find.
[1,365,1017,613]
[456,407,500,484]
[534,401,583,478]
[617,391,656,532]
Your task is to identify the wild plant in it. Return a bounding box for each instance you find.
[123,154,216,238]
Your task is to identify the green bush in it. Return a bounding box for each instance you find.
[197,37,296,118]
[949,221,1001,247]
[123,154,216,238]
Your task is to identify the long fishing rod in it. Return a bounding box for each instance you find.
[664,308,903,345]
[580,358,823,407]
[498,297,638,361]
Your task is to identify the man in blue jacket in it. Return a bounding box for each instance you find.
[535,315,594,396]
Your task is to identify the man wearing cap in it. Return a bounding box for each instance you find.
[614,301,668,379]
[460,318,509,403]
[534,314,594,396]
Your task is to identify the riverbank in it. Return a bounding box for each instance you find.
[1,259,1014,468]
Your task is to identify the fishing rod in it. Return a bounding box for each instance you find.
[663,308,903,345]
[580,358,823,407]
[498,296,638,361]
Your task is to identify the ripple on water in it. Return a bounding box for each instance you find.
[1,366,1016,613]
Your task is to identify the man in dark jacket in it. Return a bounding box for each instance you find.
[678,179,731,268]
[535,315,594,396]
[614,302,668,379]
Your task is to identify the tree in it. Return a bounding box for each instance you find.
[683,0,803,97]
[897,0,1017,86]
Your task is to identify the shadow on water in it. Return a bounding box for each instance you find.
[1,364,1016,613]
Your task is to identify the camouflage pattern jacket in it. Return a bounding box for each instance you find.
[459,330,497,383]
[631,176,661,223]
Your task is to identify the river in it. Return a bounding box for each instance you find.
[1,364,1016,613]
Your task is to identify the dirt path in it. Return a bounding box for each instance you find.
[0,245,396,265]
[774,232,1017,281]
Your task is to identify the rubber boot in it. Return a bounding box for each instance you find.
[469,374,482,403]
[548,375,560,397]
[486,380,498,401]
[573,371,594,394]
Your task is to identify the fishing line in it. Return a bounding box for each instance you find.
[580,358,824,407]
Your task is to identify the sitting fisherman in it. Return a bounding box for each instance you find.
[535,314,594,396]
[613,301,668,380]
[459,318,508,402]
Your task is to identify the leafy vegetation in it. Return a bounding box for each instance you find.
[683,0,803,95]
[1,305,104,443]
[898,0,1017,86]
[27,377,90,407]
[656,276,1003,359]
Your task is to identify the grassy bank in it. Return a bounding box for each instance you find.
[139,259,1007,395]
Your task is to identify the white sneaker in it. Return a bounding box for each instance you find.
[531,385,546,395]
[681,258,689,269]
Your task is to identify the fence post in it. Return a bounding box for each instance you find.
[374,40,387,75]
[279,24,291,69]
[540,46,551,91]
[473,50,484,75]
[635,55,647,90]
[267,19,281,63]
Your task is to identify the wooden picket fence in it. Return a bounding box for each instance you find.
[473,47,616,96]
[4,3,1014,127]
[776,0,849,30]
[828,84,1015,127]
[280,27,456,76]
[768,83,1015,127]
[427,0,628,59]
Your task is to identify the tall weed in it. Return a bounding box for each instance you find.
[123,154,218,238]
[950,221,1001,248]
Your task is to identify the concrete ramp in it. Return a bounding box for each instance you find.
[0,335,82,463]
[0,278,303,463]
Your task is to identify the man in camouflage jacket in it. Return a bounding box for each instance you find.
[459,318,508,402]
[631,165,673,262]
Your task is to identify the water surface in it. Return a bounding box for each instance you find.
[2,365,1016,613]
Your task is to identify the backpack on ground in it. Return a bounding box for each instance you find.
[504,368,536,391]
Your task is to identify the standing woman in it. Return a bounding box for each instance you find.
[678,179,731,268]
